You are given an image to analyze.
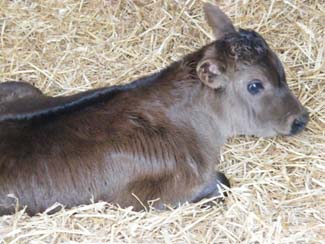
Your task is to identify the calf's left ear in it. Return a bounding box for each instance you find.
[204,3,236,39]
[196,59,228,89]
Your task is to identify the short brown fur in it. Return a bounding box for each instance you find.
[0,3,308,215]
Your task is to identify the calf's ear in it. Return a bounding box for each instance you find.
[204,3,236,39]
[196,59,228,89]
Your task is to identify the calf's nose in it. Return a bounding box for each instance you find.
[290,112,309,135]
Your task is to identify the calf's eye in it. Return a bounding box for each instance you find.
[247,80,264,95]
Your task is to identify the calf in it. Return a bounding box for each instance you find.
[0,3,308,216]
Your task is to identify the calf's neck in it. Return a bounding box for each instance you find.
[0,3,308,215]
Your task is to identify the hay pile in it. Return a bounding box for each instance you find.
[0,0,324,243]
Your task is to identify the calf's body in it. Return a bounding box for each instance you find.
[0,4,308,215]
[0,55,226,214]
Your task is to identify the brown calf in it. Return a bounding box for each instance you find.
[0,3,308,215]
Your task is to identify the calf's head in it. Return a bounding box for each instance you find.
[197,3,308,137]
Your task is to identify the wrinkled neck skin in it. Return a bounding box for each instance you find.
[166,82,229,147]
[143,53,235,154]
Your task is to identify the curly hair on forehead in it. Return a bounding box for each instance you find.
[221,29,269,64]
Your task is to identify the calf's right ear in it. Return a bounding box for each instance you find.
[204,3,236,39]
[196,59,228,89]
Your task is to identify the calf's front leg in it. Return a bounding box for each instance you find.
[190,171,230,204]
[124,171,230,210]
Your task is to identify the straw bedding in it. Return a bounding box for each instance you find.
[0,0,324,243]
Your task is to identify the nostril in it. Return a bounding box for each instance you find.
[291,113,308,135]
[293,119,305,128]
